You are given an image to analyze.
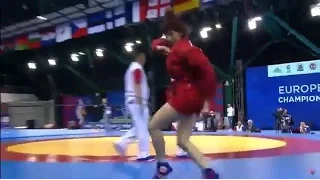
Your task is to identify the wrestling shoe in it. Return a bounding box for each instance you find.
[113,142,126,156]
[153,162,173,179]
[202,168,219,179]
[176,148,189,158]
[176,151,189,159]
[136,155,155,161]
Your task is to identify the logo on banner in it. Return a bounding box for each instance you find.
[286,65,291,73]
[310,63,316,70]
[297,64,304,71]
[273,67,282,73]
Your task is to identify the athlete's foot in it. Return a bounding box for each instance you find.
[153,162,173,179]
[136,155,155,161]
[176,152,189,159]
[176,148,189,158]
[202,168,219,179]
[113,142,126,156]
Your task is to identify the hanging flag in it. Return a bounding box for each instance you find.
[56,23,72,43]
[71,18,88,38]
[105,5,128,30]
[41,28,56,46]
[15,36,29,50]
[28,32,41,49]
[132,0,171,23]
[87,11,106,34]
[173,0,200,13]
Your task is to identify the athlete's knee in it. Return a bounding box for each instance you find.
[148,121,155,132]
[148,115,160,132]
[177,137,188,149]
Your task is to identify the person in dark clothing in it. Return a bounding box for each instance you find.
[245,119,260,133]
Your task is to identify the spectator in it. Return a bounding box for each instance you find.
[204,111,216,131]
[299,122,310,134]
[246,119,258,132]
[227,104,235,129]
[214,112,222,129]
[235,121,244,132]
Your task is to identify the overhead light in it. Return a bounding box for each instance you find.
[248,16,262,30]
[201,27,212,32]
[70,53,79,62]
[248,20,257,30]
[125,45,133,52]
[124,42,134,52]
[135,40,142,44]
[161,34,166,39]
[78,52,85,55]
[215,24,222,29]
[199,26,212,39]
[125,42,134,47]
[311,4,320,17]
[251,16,262,21]
[200,30,209,39]
[95,48,104,57]
[48,59,56,66]
[36,16,47,20]
[28,62,37,69]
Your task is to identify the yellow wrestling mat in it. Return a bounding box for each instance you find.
[7,136,286,156]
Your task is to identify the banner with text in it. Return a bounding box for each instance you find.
[246,60,320,129]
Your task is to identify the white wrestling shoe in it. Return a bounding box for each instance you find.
[176,148,189,158]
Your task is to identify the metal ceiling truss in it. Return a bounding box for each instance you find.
[0,0,126,40]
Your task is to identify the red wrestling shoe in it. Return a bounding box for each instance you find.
[153,162,173,179]
[202,168,219,179]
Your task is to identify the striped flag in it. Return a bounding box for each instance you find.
[56,23,72,43]
[173,0,200,13]
[71,18,88,38]
[87,11,106,34]
[41,29,56,46]
[28,32,41,49]
[132,0,171,22]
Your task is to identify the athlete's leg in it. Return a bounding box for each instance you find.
[176,114,219,178]
[176,114,208,168]
[114,102,137,155]
[114,127,136,156]
[130,104,151,159]
[148,103,178,178]
[148,103,177,161]
[117,127,136,143]
[176,115,199,157]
